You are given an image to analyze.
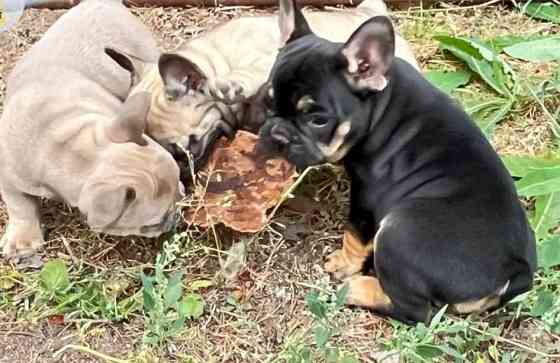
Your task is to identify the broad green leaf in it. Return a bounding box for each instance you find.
[486,35,543,53]
[40,260,70,294]
[521,2,560,23]
[438,346,465,361]
[165,272,183,306]
[515,165,560,196]
[178,293,205,320]
[415,344,445,360]
[141,273,155,312]
[313,325,331,349]
[530,289,555,317]
[335,283,350,309]
[305,291,327,320]
[434,35,515,97]
[472,98,513,138]
[500,155,560,177]
[504,37,560,62]
[538,236,560,269]
[425,70,471,93]
[532,193,560,240]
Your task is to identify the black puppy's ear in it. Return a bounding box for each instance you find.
[278,0,312,46]
[340,16,395,92]
[158,53,207,101]
[105,47,147,88]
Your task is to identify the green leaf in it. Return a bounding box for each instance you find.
[538,236,560,269]
[305,291,327,320]
[313,325,331,349]
[530,289,555,317]
[532,193,560,240]
[438,346,465,361]
[500,155,560,177]
[165,272,183,306]
[473,98,513,138]
[515,165,560,196]
[335,283,350,309]
[504,37,560,62]
[429,305,448,329]
[434,35,516,97]
[339,356,360,363]
[415,344,445,360]
[40,260,70,294]
[425,70,471,93]
[485,35,542,53]
[178,293,205,320]
[521,2,560,23]
[189,279,213,291]
[141,273,155,312]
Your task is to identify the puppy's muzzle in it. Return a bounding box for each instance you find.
[140,209,179,235]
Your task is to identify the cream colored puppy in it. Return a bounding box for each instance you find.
[0,0,182,257]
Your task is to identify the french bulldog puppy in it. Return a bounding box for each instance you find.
[105,0,419,169]
[0,0,182,257]
[257,0,537,324]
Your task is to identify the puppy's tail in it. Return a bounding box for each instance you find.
[356,0,390,16]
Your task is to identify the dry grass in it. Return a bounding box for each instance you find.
[0,2,559,362]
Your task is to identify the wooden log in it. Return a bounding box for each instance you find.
[24,0,502,10]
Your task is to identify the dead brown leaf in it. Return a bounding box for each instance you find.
[183,131,297,233]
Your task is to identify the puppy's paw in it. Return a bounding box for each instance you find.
[205,79,245,104]
[343,275,391,309]
[1,223,44,258]
[1,236,44,258]
[325,249,362,280]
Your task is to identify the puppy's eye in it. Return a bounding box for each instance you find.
[125,188,137,203]
[296,95,316,114]
[309,117,329,128]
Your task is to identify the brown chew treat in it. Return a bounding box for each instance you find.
[183,131,297,233]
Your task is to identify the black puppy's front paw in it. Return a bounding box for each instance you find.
[325,249,362,280]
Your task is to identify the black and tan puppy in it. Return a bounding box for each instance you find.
[257,0,537,324]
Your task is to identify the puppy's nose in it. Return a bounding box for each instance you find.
[162,209,179,232]
[270,124,291,145]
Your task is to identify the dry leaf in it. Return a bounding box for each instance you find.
[183,131,297,233]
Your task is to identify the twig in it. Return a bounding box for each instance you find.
[395,0,501,14]
[53,344,129,363]
[463,323,560,358]
[527,84,560,138]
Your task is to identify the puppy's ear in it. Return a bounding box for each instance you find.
[105,92,150,146]
[278,0,312,46]
[340,16,395,92]
[158,53,207,101]
[105,47,147,88]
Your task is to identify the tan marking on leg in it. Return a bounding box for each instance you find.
[346,275,391,309]
[452,296,501,314]
[325,230,374,279]
[451,280,509,314]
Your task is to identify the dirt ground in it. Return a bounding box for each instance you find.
[0,2,558,363]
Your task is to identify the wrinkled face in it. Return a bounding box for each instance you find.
[256,1,396,170]
[106,49,239,171]
[258,39,372,170]
[146,88,235,170]
[80,137,183,237]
